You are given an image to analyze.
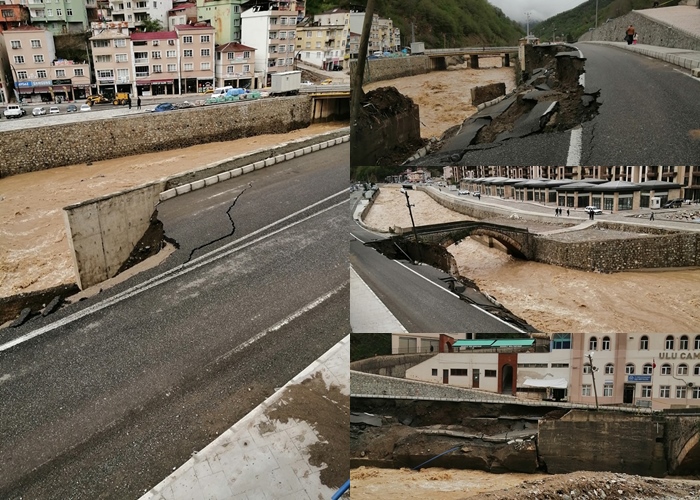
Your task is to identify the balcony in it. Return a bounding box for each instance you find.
[134,58,148,64]
[135,71,149,77]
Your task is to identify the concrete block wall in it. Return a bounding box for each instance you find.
[350,56,432,85]
[64,182,165,289]
[579,10,700,50]
[351,109,420,166]
[0,96,312,177]
[538,410,667,476]
[350,353,437,378]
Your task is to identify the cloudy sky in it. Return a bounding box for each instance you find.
[488,0,588,23]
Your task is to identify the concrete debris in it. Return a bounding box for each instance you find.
[9,307,32,327]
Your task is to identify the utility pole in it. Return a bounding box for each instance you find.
[349,0,375,167]
[400,188,421,262]
[595,0,599,29]
[411,22,415,43]
[525,12,531,37]
[587,352,599,410]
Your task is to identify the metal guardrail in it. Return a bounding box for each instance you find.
[424,46,519,55]
[299,84,350,93]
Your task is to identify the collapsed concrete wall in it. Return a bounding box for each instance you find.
[579,9,700,50]
[538,410,667,477]
[0,96,312,178]
[350,56,432,85]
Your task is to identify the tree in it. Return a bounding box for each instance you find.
[140,16,163,32]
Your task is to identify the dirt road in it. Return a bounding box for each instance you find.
[0,123,345,300]
[364,58,516,140]
[362,186,700,333]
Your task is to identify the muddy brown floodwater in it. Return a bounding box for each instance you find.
[363,58,516,140]
[362,186,700,333]
[0,123,346,300]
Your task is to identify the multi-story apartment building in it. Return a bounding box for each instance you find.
[89,21,214,95]
[349,12,380,53]
[310,8,350,68]
[24,0,90,34]
[4,26,90,102]
[109,0,173,30]
[214,41,255,88]
[295,20,344,70]
[167,2,195,30]
[241,1,300,86]
[195,0,247,45]
[347,31,359,60]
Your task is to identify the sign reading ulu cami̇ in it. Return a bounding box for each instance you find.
[658,352,700,359]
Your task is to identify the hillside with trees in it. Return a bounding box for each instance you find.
[534,0,682,42]
[306,0,524,48]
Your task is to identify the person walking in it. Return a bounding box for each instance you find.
[567,208,570,217]
[626,25,635,45]
[633,33,639,45]
[650,212,655,221]
[127,96,132,110]
[555,208,559,217]
[137,96,141,110]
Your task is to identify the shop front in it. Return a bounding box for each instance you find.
[136,79,175,96]
[51,80,74,102]
[197,78,214,94]
[16,80,53,103]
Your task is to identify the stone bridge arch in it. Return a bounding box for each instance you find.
[467,228,528,259]
[675,430,700,474]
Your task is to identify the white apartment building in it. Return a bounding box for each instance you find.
[214,41,255,88]
[109,0,173,30]
[241,2,297,86]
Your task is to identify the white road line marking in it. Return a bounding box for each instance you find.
[213,282,349,365]
[350,232,366,244]
[566,126,583,166]
[393,261,461,298]
[543,102,557,116]
[673,68,700,82]
[0,196,349,353]
[469,304,526,333]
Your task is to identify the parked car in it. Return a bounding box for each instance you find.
[4,104,26,119]
[66,104,78,113]
[153,103,175,112]
[49,106,60,114]
[663,198,683,209]
[458,190,470,195]
[32,106,47,116]
[320,79,333,85]
[80,104,92,112]
[584,206,603,215]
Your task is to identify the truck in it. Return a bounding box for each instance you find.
[4,104,26,119]
[113,92,131,105]
[85,94,111,106]
[410,42,425,55]
[270,70,302,96]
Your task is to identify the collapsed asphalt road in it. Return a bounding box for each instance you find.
[0,144,350,499]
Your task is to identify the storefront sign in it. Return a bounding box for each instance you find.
[658,352,700,359]
[627,375,652,383]
[52,79,72,85]
[17,80,52,88]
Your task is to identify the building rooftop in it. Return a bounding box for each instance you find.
[131,31,177,40]
[216,41,256,52]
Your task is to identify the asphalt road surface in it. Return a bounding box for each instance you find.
[350,226,523,334]
[0,144,350,498]
[450,42,700,165]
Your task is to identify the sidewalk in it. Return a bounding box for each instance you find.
[584,41,700,73]
[350,268,407,333]
[140,336,349,500]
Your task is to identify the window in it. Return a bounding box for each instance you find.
[550,363,569,368]
[680,335,689,350]
[33,54,44,63]
[694,387,700,399]
[602,336,610,350]
[450,369,468,376]
[46,8,52,16]
[14,55,24,64]
[589,336,597,351]
[605,363,614,375]
[96,69,114,78]
[677,386,687,399]
[243,50,250,58]
[431,369,438,376]
[583,364,591,374]
[643,363,653,375]
[200,35,210,43]
[582,384,591,396]
[116,68,128,79]
[306,31,312,38]
[666,335,675,350]
[96,55,112,63]
[166,50,176,58]
[152,64,162,73]
[116,54,128,62]
[183,35,193,44]
[517,363,547,368]
[66,8,72,15]
[93,40,110,48]
[151,51,161,59]
[640,336,649,350]
[183,49,192,57]
[184,62,193,71]
[660,386,670,398]
[484,370,496,377]
[678,364,688,375]
[17,70,28,79]
[603,384,613,397]
[242,64,250,72]
[695,335,700,350]
[168,39,175,46]
[55,69,65,77]
[226,65,234,74]
[152,40,159,46]
[74,68,84,76]
[56,8,61,15]
[115,39,126,47]
[200,48,210,57]
[200,62,210,70]
[661,364,671,375]
[10,40,21,49]
[642,385,652,398]
[695,364,700,376]
[625,363,635,375]
[167,63,176,72]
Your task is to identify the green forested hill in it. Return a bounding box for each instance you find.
[534,0,682,42]
[306,0,524,47]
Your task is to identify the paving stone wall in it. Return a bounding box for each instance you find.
[0,96,312,178]
[579,10,700,50]
[350,56,432,85]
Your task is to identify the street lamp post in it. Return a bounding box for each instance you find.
[595,0,599,29]
[400,188,421,262]
[587,352,599,410]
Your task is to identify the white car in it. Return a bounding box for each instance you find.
[458,190,470,195]
[32,107,47,116]
[584,206,603,215]
[80,104,92,112]
[49,106,60,114]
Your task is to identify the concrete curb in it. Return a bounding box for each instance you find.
[159,132,349,202]
[585,41,700,70]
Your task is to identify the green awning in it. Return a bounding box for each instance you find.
[453,340,495,347]
[491,339,535,347]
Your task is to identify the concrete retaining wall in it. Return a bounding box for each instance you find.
[579,10,700,50]
[64,182,165,290]
[350,56,432,85]
[538,410,667,476]
[350,353,436,378]
[0,96,312,178]
[351,108,420,166]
